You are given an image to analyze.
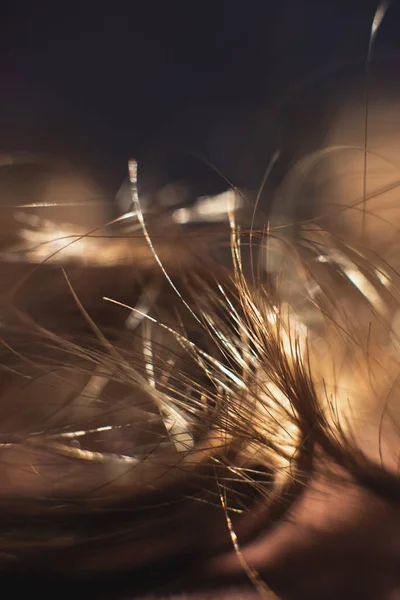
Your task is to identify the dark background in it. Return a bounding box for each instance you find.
[0,0,399,199]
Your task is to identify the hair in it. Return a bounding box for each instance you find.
[0,144,399,598]
[0,3,399,598]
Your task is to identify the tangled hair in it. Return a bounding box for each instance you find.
[0,144,399,598]
[0,5,398,597]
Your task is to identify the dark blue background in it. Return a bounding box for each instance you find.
[0,1,398,195]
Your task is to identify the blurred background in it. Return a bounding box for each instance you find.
[0,0,399,228]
